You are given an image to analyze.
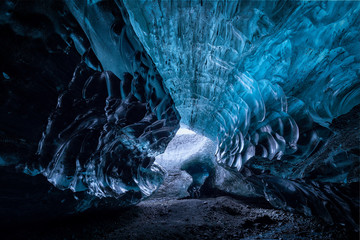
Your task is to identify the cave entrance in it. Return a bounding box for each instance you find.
[152,124,217,199]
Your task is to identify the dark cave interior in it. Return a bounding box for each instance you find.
[0,1,359,239]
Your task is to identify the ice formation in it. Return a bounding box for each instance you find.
[32,7,181,202]
[0,0,359,228]
[123,0,359,174]
[121,1,360,225]
[1,0,181,210]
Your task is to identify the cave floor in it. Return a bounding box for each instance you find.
[4,195,357,240]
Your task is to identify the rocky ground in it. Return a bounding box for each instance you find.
[3,195,358,240]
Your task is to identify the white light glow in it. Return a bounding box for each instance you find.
[176,127,196,136]
[155,125,215,170]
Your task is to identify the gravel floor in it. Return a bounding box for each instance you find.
[3,195,358,240]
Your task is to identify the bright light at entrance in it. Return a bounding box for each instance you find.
[175,127,196,136]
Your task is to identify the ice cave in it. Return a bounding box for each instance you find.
[0,0,359,239]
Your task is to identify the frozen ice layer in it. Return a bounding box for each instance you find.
[0,0,358,227]
[122,0,360,227]
[123,0,360,173]
[6,0,181,209]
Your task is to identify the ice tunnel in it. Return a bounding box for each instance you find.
[0,0,359,234]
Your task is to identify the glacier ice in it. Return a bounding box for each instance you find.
[0,0,359,228]
[114,0,360,226]
[0,0,180,212]
[33,8,180,202]
[123,0,360,173]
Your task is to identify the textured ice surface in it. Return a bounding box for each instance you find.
[0,0,180,210]
[123,0,360,173]
[122,0,359,227]
[33,2,180,201]
[0,0,359,227]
